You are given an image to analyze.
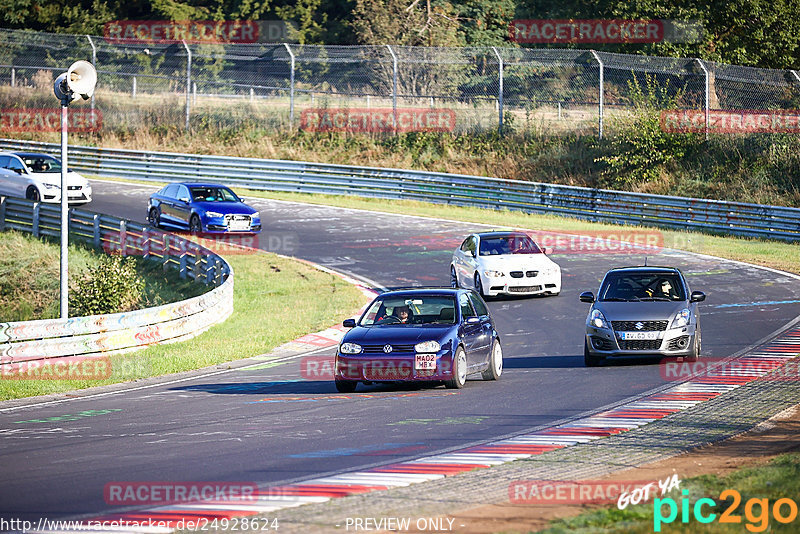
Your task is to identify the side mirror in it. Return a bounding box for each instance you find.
[579,291,595,303]
[690,291,706,303]
[178,197,190,204]
[465,316,480,324]
[544,247,553,255]
[343,318,357,328]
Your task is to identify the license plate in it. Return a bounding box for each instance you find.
[415,354,436,370]
[619,331,659,340]
[228,220,250,231]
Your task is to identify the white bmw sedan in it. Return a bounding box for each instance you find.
[0,152,92,204]
[451,231,562,297]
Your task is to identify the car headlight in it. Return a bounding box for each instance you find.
[589,309,609,329]
[43,183,60,190]
[251,211,260,220]
[339,342,363,354]
[206,211,223,218]
[415,340,441,353]
[483,270,504,278]
[671,308,691,328]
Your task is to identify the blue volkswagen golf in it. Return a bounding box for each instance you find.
[148,182,261,233]
[335,288,502,392]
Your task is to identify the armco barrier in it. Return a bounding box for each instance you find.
[2,138,799,242]
[0,196,233,370]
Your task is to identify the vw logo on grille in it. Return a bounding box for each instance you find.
[383,345,393,353]
[635,322,645,330]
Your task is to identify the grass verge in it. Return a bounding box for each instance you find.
[538,453,800,533]
[0,244,367,401]
[0,230,204,322]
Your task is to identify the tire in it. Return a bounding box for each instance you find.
[446,347,467,389]
[686,328,701,362]
[335,379,357,393]
[481,339,503,380]
[189,214,202,233]
[450,265,459,288]
[474,273,486,298]
[584,339,603,367]
[26,186,40,202]
[148,207,161,228]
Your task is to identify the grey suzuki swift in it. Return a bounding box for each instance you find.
[579,266,706,367]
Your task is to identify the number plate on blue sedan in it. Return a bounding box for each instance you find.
[228,220,250,231]
[415,354,436,370]
[619,331,659,340]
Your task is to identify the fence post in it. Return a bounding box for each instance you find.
[93,214,100,248]
[386,44,398,131]
[32,202,40,237]
[283,43,295,127]
[695,58,710,140]
[491,47,504,135]
[132,76,137,98]
[182,40,191,131]
[120,220,127,256]
[0,197,5,231]
[179,254,188,278]
[86,35,96,115]
[142,227,150,259]
[590,50,604,139]
[10,67,14,87]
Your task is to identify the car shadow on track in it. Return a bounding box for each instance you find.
[170,380,448,395]
[504,354,665,369]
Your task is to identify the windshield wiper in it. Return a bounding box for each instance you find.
[601,297,630,302]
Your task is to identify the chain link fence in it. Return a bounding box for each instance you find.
[1,27,799,137]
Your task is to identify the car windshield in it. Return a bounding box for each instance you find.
[20,155,62,173]
[360,295,457,326]
[599,272,686,302]
[190,186,239,202]
[479,235,541,256]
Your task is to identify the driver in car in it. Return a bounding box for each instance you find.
[395,305,412,323]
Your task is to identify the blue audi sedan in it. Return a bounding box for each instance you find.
[147,182,261,233]
[335,288,502,392]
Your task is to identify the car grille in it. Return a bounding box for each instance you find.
[364,364,412,380]
[67,185,82,191]
[510,271,523,278]
[361,344,416,354]
[611,321,668,332]
[416,368,437,377]
[225,214,251,223]
[526,270,538,277]
[508,285,542,293]
[618,339,662,350]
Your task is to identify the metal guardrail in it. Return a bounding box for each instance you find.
[0,195,234,368]
[2,138,799,242]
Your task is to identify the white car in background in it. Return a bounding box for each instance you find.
[0,152,92,204]
[451,231,562,297]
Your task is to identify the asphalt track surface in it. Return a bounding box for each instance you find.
[2,180,800,522]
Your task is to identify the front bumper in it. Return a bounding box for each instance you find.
[585,323,698,358]
[40,186,92,204]
[484,273,561,296]
[335,352,454,382]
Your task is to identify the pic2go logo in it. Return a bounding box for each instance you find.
[654,489,800,532]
